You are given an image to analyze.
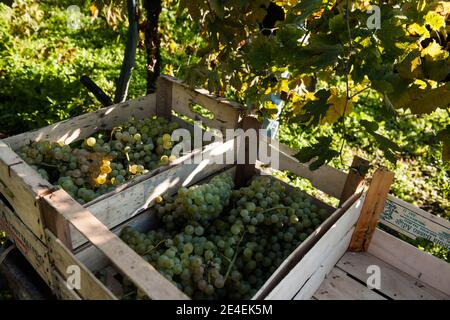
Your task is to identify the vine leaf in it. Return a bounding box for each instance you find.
[361,120,400,164]
[294,89,331,126]
[294,136,339,171]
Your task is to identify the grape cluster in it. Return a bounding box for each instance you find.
[18,116,179,204]
[120,174,331,300]
[154,173,234,225]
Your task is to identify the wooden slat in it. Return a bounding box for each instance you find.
[261,135,348,199]
[368,228,450,296]
[293,226,355,300]
[3,94,157,149]
[339,156,370,206]
[46,230,116,300]
[263,193,365,299]
[0,200,53,287]
[41,189,188,300]
[52,270,82,300]
[0,141,52,241]
[41,201,73,251]
[313,268,386,300]
[349,168,394,252]
[235,115,261,188]
[337,252,449,300]
[379,195,450,249]
[167,75,242,132]
[156,76,173,118]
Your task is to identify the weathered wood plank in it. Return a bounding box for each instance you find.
[0,200,53,288]
[0,141,52,241]
[168,75,242,132]
[337,252,449,300]
[339,156,370,206]
[379,195,450,249]
[293,226,355,300]
[41,189,188,300]
[156,76,173,119]
[260,135,348,199]
[3,94,157,149]
[52,270,82,300]
[349,168,394,252]
[313,268,386,300]
[46,230,116,300]
[368,228,450,296]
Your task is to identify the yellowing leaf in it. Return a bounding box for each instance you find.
[276,79,289,93]
[90,4,99,20]
[405,83,450,114]
[322,90,353,124]
[421,41,448,60]
[425,11,445,31]
[407,23,430,38]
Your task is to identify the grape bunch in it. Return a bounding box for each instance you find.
[153,173,234,225]
[119,174,332,300]
[17,116,180,204]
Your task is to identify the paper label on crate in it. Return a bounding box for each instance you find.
[380,196,450,250]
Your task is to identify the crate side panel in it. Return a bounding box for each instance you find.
[46,230,116,300]
[0,201,53,288]
[3,94,157,149]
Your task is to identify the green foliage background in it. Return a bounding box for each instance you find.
[0,0,448,300]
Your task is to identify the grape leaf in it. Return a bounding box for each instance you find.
[294,136,339,170]
[404,83,450,114]
[295,89,331,126]
[293,0,324,21]
[424,11,445,31]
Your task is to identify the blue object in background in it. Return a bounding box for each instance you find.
[262,93,284,138]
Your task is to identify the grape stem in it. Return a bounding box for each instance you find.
[142,239,165,255]
[259,206,287,215]
[39,162,59,168]
[223,231,246,285]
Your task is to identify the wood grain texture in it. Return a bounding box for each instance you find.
[369,228,450,295]
[3,94,157,149]
[339,156,370,206]
[41,189,188,300]
[41,199,72,251]
[260,135,348,199]
[313,268,386,300]
[293,226,355,300]
[0,200,53,288]
[156,76,173,118]
[349,168,394,252]
[46,230,116,300]
[52,270,82,300]
[0,141,52,242]
[235,115,261,188]
[337,252,449,300]
[166,75,242,132]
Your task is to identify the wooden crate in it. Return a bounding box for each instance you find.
[270,168,450,300]
[36,133,370,300]
[0,75,242,290]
